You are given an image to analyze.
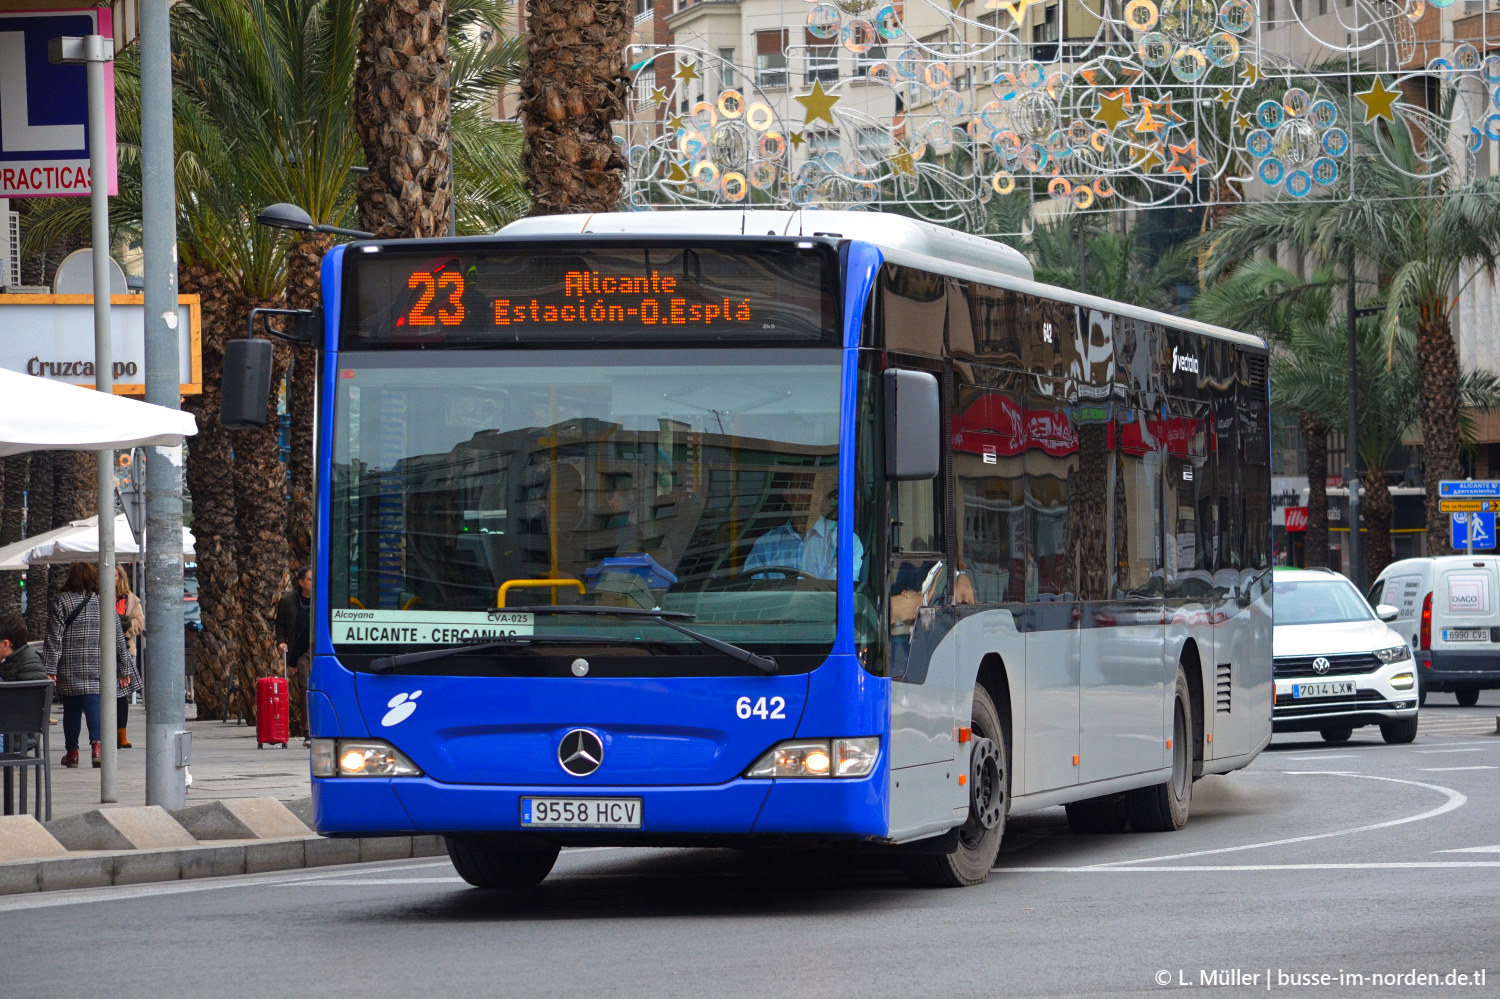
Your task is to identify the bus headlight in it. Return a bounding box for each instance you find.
[1376,645,1413,664]
[311,738,422,778]
[745,738,880,778]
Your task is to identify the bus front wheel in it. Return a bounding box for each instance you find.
[903,684,1008,888]
[446,835,560,889]
[1126,667,1193,833]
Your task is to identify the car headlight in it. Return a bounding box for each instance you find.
[746,738,880,778]
[1375,645,1413,664]
[310,738,422,777]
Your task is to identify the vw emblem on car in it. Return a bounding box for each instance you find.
[1312,657,1331,674]
[571,658,590,677]
[558,729,604,777]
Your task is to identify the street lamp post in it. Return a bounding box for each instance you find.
[256,203,374,239]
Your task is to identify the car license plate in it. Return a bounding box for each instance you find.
[1292,681,1355,699]
[520,797,643,829]
[1443,629,1489,642]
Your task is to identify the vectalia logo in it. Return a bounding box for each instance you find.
[1171,347,1200,375]
[381,690,422,727]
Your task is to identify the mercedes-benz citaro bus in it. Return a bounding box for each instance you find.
[264,210,1273,888]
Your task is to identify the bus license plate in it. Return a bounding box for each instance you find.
[1292,681,1355,699]
[1443,629,1489,642]
[521,797,642,829]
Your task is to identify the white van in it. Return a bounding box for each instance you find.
[1368,556,1500,706]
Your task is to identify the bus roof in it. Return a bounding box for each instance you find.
[496,210,1265,352]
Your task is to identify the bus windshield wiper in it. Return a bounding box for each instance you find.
[367,606,777,674]
[528,606,778,674]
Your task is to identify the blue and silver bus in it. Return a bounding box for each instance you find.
[289,211,1272,887]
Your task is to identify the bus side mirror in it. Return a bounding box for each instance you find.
[220,338,273,430]
[884,369,940,481]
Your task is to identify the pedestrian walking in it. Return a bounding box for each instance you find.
[40,562,139,769]
[274,565,312,740]
[115,566,145,749]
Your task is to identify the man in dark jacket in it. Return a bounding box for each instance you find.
[274,566,312,740]
[0,612,48,683]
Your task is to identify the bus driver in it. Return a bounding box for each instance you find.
[745,481,864,581]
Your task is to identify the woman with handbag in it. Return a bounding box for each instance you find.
[41,562,139,768]
[115,566,146,748]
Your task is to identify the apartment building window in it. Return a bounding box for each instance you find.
[855,125,890,162]
[807,129,841,162]
[719,48,736,89]
[1031,4,1058,62]
[757,29,789,88]
[632,66,657,115]
[635,0,652,19]
[855,43,886,76]
[805,28,839,84]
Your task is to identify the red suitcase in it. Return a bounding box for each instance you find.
[256,676,290,748]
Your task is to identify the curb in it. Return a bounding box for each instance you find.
[0,833,449,895]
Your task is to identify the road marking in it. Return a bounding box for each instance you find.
[1091,772,1465,868]
[1436,845,1500,853]
[995,862,1500,873]
[1413,748,1489,754]
[278,877,466,886]
[1419,766,1497,772]
[1283,754,1358,761]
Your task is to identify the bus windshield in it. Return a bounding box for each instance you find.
[328,348,846,672]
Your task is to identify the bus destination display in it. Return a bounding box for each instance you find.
[343,243,837,346]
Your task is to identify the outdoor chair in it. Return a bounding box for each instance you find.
[0,679,53,821]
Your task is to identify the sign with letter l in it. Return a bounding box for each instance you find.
[0,9,116,197]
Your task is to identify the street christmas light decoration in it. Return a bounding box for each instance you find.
[617,0,1500,231]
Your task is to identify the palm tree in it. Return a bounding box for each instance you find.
[519,0,631,214]
[0,455,24,615]
[1202,119,1500,556]
[1027,215,1193,311]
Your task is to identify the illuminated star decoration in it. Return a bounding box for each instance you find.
[1239,62,1260,85]
[890,148,917,176]
[1233,112,1252,132]
[665,160,691,183]
[1093,90,1132,131]
[1132,140,1164,172]
[650,87,669,107]
[788,130,806,150]
[665,113,685,132]
[674,61,699,84]
[1355,77,1402,124]
[795,81,840,126]
[1166,139,1208,178]
[1215,88,1236,108]
[986,0,1040,26]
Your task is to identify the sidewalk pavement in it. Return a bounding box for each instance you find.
[0,698,446,895]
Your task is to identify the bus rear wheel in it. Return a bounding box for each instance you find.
[903,684,1008,888]
[446,835,560,889]
[1125,667,1193,833]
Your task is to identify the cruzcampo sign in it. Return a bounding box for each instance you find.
[0,294,201,395]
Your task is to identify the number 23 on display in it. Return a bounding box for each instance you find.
[735,696,786,720]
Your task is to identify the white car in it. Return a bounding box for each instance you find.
[1272,567,1420,744]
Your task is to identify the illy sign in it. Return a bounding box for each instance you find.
[1284,506,1309,532]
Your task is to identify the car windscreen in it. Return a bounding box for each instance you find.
[1273,578,1374,625]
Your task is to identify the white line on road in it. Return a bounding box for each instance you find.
[994,862,1500,873]
[1090,772,1466,868]
[1436,845,1500,853]
[1419,766,1497,772]
[1283,755,1358,761]
[276,877,467,886]
[1414,748,1490,754]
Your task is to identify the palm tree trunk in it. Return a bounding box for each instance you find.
[1300,411,1329,568]
[230,307,293,727]
[0,455,26,616]
[1418,314,1462,556]
[285,234,331,571]
[520,0,631,214]
[354,0,453,237]
[23,453,54,639]
[1363,464,1394,583]
[181,265,239,722]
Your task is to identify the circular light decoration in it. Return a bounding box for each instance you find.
[906,135,928,160]
[876,5,902,38]
[992,130,1022,164]
[1282,88,1311,117]
[691,102,718,129]
[749,161,779,189]
[981,100,1007,132]
[1172,46,1208,82]
[926,118,954,153]
[992,72,1021,101]
[821,150,847,171]
[1257,99,1284,129]
[721,171,748,201]
[679,129,706,158]
[866,61,893,83]
[1138,32,1172,68]
[843,19,877,53]
[1258,158,1284,185]
[1322,127,1348,156]
[1048,176,1073,200]
[991,170,1016,194]
[746,103,776,132]
[710,122,750,166]
[807,3,840,39]
[1455,43,1481,72]
[925,62,953,90]
[1484,54,1500,84]
[693,161,720,189]
[1020,141,1050,171]
[718,90,745,119]
[796,162,824,184]
[1018,61,1046,89]
[790,182,813,207]
[1205,32,1240,68]
[1246,128,1274,157]
[1090,128,1109,152]
[1428,0,1455,10]
[1218,0,1254,33]
[1157,0,1216,45]
[1124,0,1160,32]
[937,90,964,117]
[759,130,787,158]
[1093,177,1115,198]
[1309,99,1338,128]
[1068,120,1094,146]
[1494,86,1500,113]
[1487,113,1500,142]
[1284,169,1312,197]
[1072,183,1095,209]
[1470,125,1486,153]
[1311,157,1338,186]
[896,47,921,79]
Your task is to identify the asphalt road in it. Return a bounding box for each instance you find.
[4,698,1498,999]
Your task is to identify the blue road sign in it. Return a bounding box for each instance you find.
[1440,480,1500,498]
[1451,511,1497,550]
[0,8,114,198]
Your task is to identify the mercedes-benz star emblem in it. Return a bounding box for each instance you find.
[558,729,604,777]
[1312,657,1331,674]
[571,658,590,677]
